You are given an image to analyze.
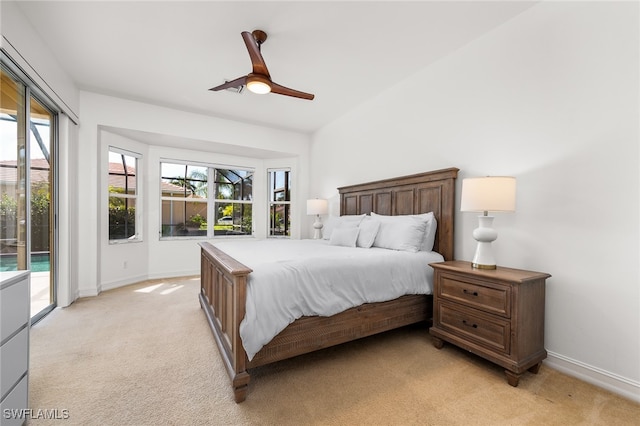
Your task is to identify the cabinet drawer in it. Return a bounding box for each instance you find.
[437,301,511,354]
[0,375,28,426]
[0,276,30,343]
[0,327,29,400]
[439,274,510,317]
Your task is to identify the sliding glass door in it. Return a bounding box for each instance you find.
[1,65,56,322]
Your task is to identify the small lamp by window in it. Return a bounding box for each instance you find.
[460,176,516,269]
[306,199,328,239]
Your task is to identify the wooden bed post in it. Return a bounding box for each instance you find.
[199,242,253,402]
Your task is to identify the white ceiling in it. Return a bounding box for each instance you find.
[16,1,536,135]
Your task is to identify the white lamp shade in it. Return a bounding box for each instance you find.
[306,199,328,215]
[460,176,516,213]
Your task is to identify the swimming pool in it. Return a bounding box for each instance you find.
[0,253,50,272]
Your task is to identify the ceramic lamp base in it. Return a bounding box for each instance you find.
[471,215,498,269]
[312,216,323,240]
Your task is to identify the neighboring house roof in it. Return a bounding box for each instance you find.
[0,160,198,197]
[0,159,50,185]
[108,162,197,196]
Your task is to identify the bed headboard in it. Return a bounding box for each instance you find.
[337,167,458,261]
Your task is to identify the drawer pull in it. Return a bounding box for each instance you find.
[463,289,479,297]
[462,320,478,329]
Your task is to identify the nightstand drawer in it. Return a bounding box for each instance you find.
[439,274,510,317]
[437,301,511,354]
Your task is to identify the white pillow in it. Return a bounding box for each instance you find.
[371,212,437,252]
[322,217,339,240]
[370,213,429,252]
[423,213,437,252]
[329,227,360,247]
[356,219,381,248]
[322,214,366,240]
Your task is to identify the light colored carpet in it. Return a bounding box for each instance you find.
[27,276,639,425]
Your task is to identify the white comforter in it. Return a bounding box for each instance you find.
[211,239,444,360]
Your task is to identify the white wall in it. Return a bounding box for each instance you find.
[310,2,639,401]
[79,92,311,295]
[57,114,78,306]
[1,1,79,121]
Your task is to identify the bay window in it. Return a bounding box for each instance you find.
[160,162,253,238]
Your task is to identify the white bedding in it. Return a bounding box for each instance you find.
[211,239,444,360]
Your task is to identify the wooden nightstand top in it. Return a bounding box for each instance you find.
[429,260,551,284]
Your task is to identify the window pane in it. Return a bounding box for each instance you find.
[109,196,136,240]
[109,148,139,241]
[187,165,208,198]
[269,203,290,236]
[109,152,136,195]
[216,182,233,200]
[0,69,27,270]
[269,170,290,202]
[161,199,207,237]
[161,163,207,199]
[268,169,291,237]
[215,169,252,201]
[214,202,251,236]
[30,95,54,312]
[30,172,50,253]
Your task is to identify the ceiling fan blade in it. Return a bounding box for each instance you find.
[209,76,247,91]
[241,31,270,77]
[270,82,315,100]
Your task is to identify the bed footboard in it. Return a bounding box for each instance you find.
[199,242,252,403]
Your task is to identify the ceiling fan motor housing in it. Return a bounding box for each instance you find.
[252,29,268,45]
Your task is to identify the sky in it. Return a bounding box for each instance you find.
[1,115,50,162]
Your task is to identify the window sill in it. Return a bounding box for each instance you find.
[108,237,143,245]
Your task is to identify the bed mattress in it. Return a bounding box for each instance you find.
[212,239,444,360]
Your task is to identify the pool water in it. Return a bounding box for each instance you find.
[0,253,50,272]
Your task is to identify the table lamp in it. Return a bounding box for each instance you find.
[306,199,328,239]
[460,176,516,269]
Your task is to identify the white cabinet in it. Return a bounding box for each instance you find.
[1,271,30,426]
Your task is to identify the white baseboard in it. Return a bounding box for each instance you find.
[545,351,640,403]
[77,287,99,298]
[100,273,151,293]
[78,270,200,298]
[147,270,199,281]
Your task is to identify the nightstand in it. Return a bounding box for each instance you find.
[429,260,550,386]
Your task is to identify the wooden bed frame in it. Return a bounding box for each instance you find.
[199,167,458,402]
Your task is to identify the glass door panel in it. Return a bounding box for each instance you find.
[0,66,56,320]
[29,96,54,318]
[0,68,27,271]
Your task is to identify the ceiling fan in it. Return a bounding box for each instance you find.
[209,30,315,101]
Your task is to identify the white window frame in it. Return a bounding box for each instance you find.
[159,159,254,240]
[267,168,292,238]
[108,147,142,243]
